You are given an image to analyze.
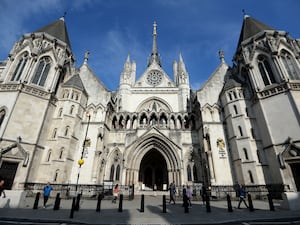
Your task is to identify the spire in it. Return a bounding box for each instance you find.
[35,17,71,49]
[84,50,90,64]
[148,21,162,67]
[219,49,225,63]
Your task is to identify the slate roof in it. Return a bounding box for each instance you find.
[237,15,275,47]
[35,17,71,49]
[62,74,86,92]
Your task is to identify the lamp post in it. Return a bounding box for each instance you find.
[75,112,91,195]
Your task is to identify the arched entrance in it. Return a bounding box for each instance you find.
[138,149,168,190]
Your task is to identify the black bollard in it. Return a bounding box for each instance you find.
[162,195,166,213]
[74,193,81,211]
[96,193,102,212]
[183,194,189,213]
[118,194,123,212]
[69,197,76,219]
[267,194,275,211]
[205,194,211,213]
[33,192,40,209]
[140,194,144,212]
[247,193,254,212]
[53,193,61,210]
[227,194,233,212]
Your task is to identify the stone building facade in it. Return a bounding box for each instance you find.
[0,15,299,196]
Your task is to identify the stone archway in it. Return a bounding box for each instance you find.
[138,149,168,190]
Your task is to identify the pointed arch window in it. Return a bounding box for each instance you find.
[11,52,28,82]
[0,109,6,128]
[187,165,192,181]
[52,128,57,139]
[248,170,254,183]
[257,55,276,86]
[280,50,299,80]
[59,147,64,159]
[54,169,59,182]
[58,108,63,117]
[193,165,198,182]
[243,148,249,160]
[46,150,52,162]
[70,105,75,115]
[115,165,120,181]
[65,126,70,136]
[110,165,115,181]
[32,56,51,86]
[238,126,243,137]
[233,105,238,115]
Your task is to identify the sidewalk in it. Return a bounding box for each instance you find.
[0,195,300,224]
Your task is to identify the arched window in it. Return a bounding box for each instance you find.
[58,108,63,117]
[257,55,276,86]
[115,165,120,181]
[59,147,64,159]
[0,109,6,128]
[248,170,254,183]
[11,52,28,81]
[52,128,57,138]
[46,150,52,162]
[54,169,59,182]
[193,165,198,182]
[238,126,243,137]
[280,50,299,80]
[32,56,51,86]
[243,148,249,160]
[187,165,192,181]
[65,126,70,136]
[233,105,238,115]
[70,105,75,115]
[228,92,232,101]
[110,165,115,181]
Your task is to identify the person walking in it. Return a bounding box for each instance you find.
[169,182,176,204]
[237,184,249,209]
[186,185,192,207]
[0,178,6,198]
[43,182,53,208]
[112,184,119,203]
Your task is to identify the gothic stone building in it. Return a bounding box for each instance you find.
[0,15,299,196]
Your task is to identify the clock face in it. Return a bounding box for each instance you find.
[146,70,162,86]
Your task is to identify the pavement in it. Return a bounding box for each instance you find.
[0,194,300,224]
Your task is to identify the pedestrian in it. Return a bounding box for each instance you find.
[186,185,192,207]
[237,184,249,209]
[43,182,53,208]
[112,184,119,203]
[181,185,186,207]
[0,178,6,198]
[169,182,176,204]
[201,185,207,205]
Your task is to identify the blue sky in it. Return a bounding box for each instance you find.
[1,0,300,91]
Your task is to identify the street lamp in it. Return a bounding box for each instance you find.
[75,112,91,195]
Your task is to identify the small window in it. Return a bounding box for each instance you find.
[243,148,249,160]
[47,150,52,162]
[110,165,115,181]
[52,128,57,138]
[233,105,238,115]
[54,169,59,182]
[248,170,254,183]
[65,126,70,136]
[70,105,75,115]
[238,126,243,136]
[58,108,63,117]
[228,92,232,101]
[251,128,256,139]
[0,109,6,128]
[257,150,262,163]
[59,148,64,159]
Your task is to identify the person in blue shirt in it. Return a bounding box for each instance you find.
[237,184,249,209]
[43,182,53,208]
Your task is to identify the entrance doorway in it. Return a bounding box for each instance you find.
[0,161,19,189]
[139,149,168,190]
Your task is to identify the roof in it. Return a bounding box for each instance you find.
[62,74,86,92]
[237,15,275,47]
[35,17,71,49]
